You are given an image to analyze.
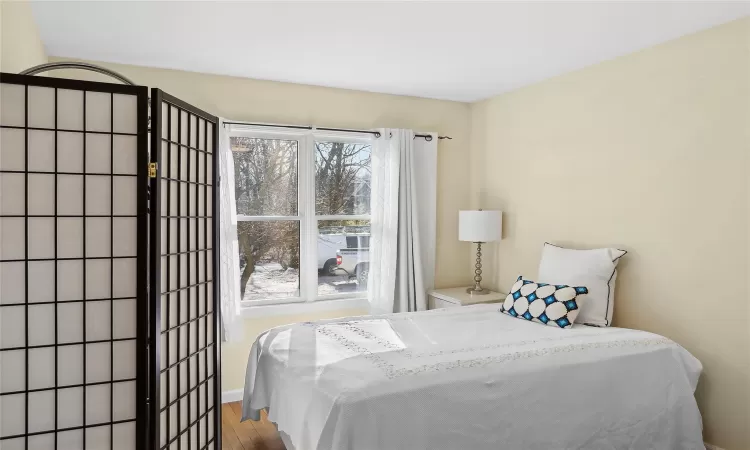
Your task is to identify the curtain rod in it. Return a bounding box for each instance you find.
[223,120,452,141]
[223,121,312,131]
[416,133,452,141]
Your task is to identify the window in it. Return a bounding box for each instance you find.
[231,129,372,306]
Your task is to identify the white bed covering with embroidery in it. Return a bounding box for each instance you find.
[242,304,704,450]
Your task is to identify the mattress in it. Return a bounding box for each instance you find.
[242,304,704,450]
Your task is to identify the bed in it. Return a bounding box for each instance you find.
[241,304,704,450]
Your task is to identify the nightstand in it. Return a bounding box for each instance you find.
[427,287,506,310]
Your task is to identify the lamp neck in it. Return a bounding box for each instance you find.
[473,242,484,291]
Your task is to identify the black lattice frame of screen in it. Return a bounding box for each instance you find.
[148,89,221,450]
[0,73,149,450]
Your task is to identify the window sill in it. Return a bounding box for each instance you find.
[241,297,370,319]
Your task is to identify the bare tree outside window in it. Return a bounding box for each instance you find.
[233,137,299,301]
[233,137,298,216]
[315,141,371,215]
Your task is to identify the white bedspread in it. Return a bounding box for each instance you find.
[242,304,704,450]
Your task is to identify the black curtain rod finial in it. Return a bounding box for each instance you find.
[413,134,452,141]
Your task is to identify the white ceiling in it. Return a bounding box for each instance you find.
[31,1,750,102]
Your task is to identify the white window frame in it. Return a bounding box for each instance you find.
[229,126,373,311]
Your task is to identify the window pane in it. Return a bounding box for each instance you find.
[315,141,371,215]
[317,220,370,296]
[232,137,298,216]
[238,221,300,301]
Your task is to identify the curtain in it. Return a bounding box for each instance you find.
[394,131,437,312]
[368,129,401,314]
[412,134,437,294]
[218,119,244,342]
[368,129,437,314]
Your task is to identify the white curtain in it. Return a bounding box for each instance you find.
[368,129,437,314]
[218,119,244,342]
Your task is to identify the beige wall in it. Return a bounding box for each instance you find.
[0,0,46,72]
[47,57,474,392]
[470,18,750,450]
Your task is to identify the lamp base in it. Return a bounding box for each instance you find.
[466,287,491,295]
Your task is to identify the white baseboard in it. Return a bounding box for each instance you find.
[222,389,243,404]
[705,443,725,450]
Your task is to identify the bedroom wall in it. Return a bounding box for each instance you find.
[469,18,750,450]
[46,57,473,393]
[0,0,47,72]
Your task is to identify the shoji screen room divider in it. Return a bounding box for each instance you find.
[149,90,220,450]
[0,73,220,450]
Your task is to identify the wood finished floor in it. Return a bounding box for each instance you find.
[222,402,286,450]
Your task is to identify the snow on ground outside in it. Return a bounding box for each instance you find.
[242,262,363,302]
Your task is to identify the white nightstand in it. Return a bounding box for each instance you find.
[427,287,506,310]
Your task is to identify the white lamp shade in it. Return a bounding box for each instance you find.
[459,210,502,242]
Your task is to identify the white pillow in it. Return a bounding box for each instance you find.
[537,243,626,327]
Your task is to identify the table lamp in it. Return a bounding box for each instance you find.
[459,210,502,295]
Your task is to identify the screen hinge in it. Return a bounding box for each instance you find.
[148,162,158,178]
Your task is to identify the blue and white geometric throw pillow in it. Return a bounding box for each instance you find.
[502,276,589,329]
